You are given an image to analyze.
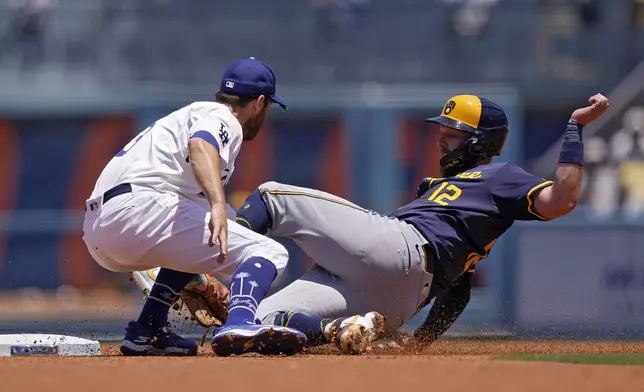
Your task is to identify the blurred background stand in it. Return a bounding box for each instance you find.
[0,0,642,340]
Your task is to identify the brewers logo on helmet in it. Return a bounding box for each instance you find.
[425,95,509,176]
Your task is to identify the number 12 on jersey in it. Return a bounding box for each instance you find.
[427,182,462,206]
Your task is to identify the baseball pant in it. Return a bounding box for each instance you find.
[82,184,288,277]
[254,182,433,332]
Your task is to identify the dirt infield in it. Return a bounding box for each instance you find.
[2,341,644,392]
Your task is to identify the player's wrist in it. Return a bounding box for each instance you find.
[558,121,584,166]
[210,201,226,209]
[568,117,586,127]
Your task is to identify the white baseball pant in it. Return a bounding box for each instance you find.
[82,185,288,277]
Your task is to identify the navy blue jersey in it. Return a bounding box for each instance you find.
[391,162,552,289]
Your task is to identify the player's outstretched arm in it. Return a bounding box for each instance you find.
[532,93,609,220]
[188,138,228,260]
[414,271,472,344]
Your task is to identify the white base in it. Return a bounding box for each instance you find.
[0,334,101,357]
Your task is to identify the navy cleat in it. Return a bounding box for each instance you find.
[211,323,307,357]
[120,320,198,356]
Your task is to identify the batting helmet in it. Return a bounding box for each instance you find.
[425,95,509,176]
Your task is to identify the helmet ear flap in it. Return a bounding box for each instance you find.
[468,137,490,155]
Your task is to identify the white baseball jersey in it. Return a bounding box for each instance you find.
[90,101,243,205]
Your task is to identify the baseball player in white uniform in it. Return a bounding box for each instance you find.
[82,58,308,357]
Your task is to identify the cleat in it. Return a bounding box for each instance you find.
[324,312,386,355]
[212,323,306,357]
[120,320,197,356]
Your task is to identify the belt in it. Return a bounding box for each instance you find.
[420,243,435,274]
[414,242,440,313]
[418,240,450,298]
[103,183,132,204]
[86,183,132,211]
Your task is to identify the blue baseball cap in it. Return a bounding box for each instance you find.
[220,57,288,110]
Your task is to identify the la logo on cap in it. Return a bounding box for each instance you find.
[225,81,235,88]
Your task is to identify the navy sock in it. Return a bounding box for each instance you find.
[137,268,197,330]
[272,311,334,347]
[235,190,272,235]
[226,257,277,325]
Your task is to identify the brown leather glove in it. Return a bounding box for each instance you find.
[179,274,230,328]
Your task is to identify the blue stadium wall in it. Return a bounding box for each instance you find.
[0,107,446,292]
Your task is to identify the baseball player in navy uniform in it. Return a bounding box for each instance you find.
[229,93,609,352]
[83,58,309,357]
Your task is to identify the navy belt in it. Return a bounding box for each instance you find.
[86,183,132,212]
[421,243,435,274]
[103,183,132,204]
[415,237,449,302]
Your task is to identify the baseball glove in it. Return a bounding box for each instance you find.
[179,275,230,328]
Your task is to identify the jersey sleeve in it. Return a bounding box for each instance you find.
[492,163,554,221]
[187,107,237,165]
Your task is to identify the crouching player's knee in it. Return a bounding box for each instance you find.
[251,236,289,278]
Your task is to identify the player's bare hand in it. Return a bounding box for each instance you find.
[209,203,228,263]
[570,93,610,126]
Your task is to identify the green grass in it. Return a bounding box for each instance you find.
[494,353,644,366]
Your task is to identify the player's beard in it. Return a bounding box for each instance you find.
[439,145,467,177]
[242,107,268,141]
